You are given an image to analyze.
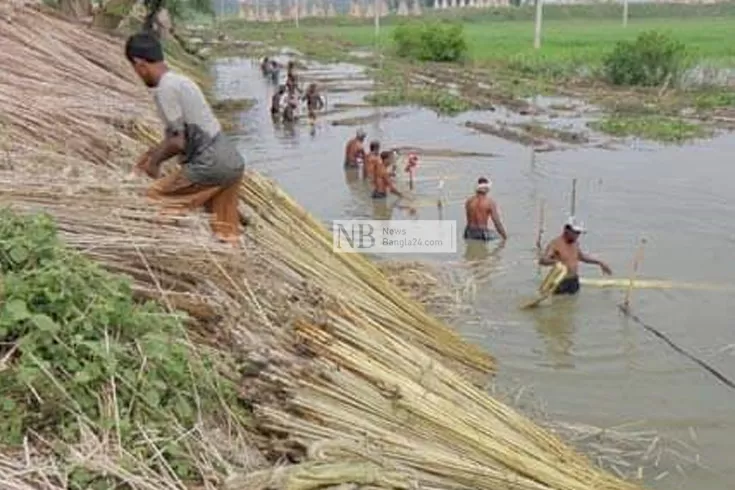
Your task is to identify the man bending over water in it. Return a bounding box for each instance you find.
[539,217,612,295]
[126,32,245,245]
[344,129,366,168]
[464,177,507,242]
[372,151,403,199]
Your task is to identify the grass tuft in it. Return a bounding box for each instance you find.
[589,115,709,143]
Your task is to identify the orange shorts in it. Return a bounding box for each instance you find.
[146,168,242,245]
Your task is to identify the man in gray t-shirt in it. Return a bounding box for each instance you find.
[125,31,245,245]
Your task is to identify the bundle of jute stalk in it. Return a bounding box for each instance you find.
[0,170,493,379]
[0,4,159,171]
[250,311,645,490]
[0,171,646,490]
[239,173,495,379]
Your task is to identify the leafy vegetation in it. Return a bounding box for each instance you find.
[693,90,735,111]
[0,210,247,488]
[368,87,470,116]
[603,31,690,87]
[392,20,467,62]
[589,115,708,143]
[166,0,214,20]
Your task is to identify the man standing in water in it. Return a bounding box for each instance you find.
[126,32,245,245]
[372,151,403,199]
[539,217,612,295]
[260,57,271,77]
[344,129,366,168]
[282,93,299,124]
[302,83,325,122]
[286,61,299,96]
[363,140,381,180]
[464,177,507,242]
[270,85,286,121]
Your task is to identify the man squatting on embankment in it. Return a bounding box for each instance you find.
[125,32,245,245]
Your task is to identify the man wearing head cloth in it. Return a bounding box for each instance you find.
[344,129,367,168]
[464,177,507,242]
[125,31,245,245]
[539,216,612,295]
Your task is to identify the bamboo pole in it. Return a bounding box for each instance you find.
[373,0,383,130]
[622,238,646,312]
[570,178,577,216]
[533,0,543,49]
[535,199,545,253]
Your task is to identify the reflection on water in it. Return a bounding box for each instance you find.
[463,239,502,263]
[282,120,298,139]
[531,296,578,370]
[371,199,393,221]
[213,56,735,490]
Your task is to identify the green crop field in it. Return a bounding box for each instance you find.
[232,3,735,69]
[338,18,735,64]
[295,17,735,67]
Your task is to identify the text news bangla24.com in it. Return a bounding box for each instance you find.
[332,220,457,254]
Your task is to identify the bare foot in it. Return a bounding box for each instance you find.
[214,234,241,247]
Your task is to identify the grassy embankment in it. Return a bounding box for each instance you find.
[212,3,735,142]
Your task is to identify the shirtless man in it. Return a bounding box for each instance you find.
[539,217,612,295]
[286,61,299,96]
[260,57,271,76]
[268,59,280,85]
[363,140,381,180]
[464,177,507,242]
[302,83,325,121]
[282,94,298,124]
[372,151,403,199]
[344,129,366,168]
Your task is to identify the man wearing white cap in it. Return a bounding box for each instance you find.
[539,217,612,295]
[464,177,507,242]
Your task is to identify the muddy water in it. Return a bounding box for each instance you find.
[213,57,735,490]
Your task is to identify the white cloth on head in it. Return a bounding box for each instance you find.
[565,216,586,233]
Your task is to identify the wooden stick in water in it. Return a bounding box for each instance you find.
[437,176,445,208]
[536,199,545,253]
[570,178,577,216]
[623,238,647,312]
